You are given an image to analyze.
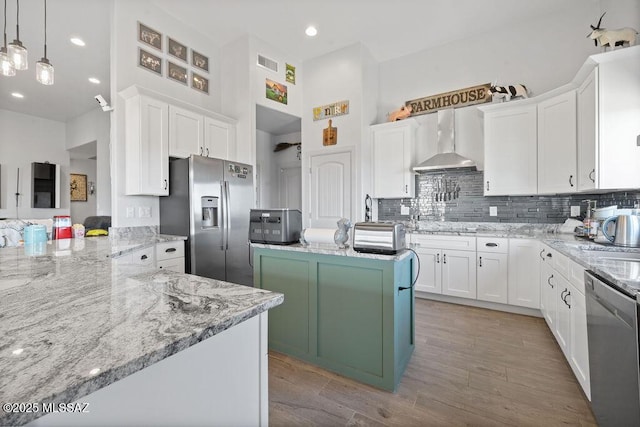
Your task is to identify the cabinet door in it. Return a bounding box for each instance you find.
[540,257,556,330]
[477,252,508,304]
[441,250,476,299]
[484,104,537,196]
[577,68,597,191]
[169,105,203,158]
[204,117,235,160]
[371,120,416,198]
[414,248,442,294]
[508,239,541,309]
[125,95,169,196]
[537,91,577,194]
[555,273,571,358]
[568,283,591,400]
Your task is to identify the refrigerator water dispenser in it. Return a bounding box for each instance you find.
[201,197,218,228]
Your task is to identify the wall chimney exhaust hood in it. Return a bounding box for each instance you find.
[412,108,477,173]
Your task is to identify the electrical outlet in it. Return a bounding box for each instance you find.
[571,205,581,217]
[126,207,135,218]
[400,205,410,215]
[489,206,498,216]
[138,206,151,218]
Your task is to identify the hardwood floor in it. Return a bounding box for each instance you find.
[268,298,597,426]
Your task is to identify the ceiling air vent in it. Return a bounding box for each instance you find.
[257,54,278,72]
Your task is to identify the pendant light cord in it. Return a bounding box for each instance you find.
[43,0,46,58]
[15,0,19,41]
[3,0,7,48]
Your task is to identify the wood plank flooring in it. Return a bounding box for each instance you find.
[268,298,597,426]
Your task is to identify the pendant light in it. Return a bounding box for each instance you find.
[0,0,14,76]
[36,0,52,85]
[8,0,27,70]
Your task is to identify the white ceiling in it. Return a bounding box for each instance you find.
[0,0,587,123]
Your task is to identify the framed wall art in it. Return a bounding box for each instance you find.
[70,174,87,202]
[138,48,162,75]
[168,37,187,62]
[192,49,209,72]
[191,72,209,94]
[167,61,188,85]
[138,22,162,51]
[286,63,296,84]
[266,79,287,105]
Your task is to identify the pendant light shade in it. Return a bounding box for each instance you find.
[8,0,27,70]
[36,0,52,84]
[0,0,14,76]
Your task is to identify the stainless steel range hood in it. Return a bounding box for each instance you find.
[412,108,477,173]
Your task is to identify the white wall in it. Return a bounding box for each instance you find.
[377,0,640,170]
[110,0,222,227]
[66,109,111,216]
[69,159,97,224]
[0,110,69,219]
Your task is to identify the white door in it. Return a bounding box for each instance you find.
[477,252,508,304]
[577,68,597,191]
[507,239,541,309]
[537,91,577,194]
[441,250,476,299]
[308,150,352,228]
[414,248,442,294]
[169,105,203,158]
[279,166,302,211]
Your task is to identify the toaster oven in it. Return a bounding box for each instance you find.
[353,222,406,254]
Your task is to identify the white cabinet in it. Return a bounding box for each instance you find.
[539,245,556,329]
[156,240,186,273]
[476,237,508,304]
[567,260,590,400]
[482,104,537,196]
[124,95,169,196]
[169,105,204,158]
[507,238,541,309]
[537,91,577,194]
[370,119,417,198]
[577,48,640,190]
[554,272,572,354]
[411,234,476,299]
[204,117,236,160]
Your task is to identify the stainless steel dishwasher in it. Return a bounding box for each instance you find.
[585,271,640,426]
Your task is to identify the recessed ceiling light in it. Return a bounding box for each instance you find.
[88,77,100,84]
[11,92,24,99]
[70,37,86,47]
[305,26,318,37]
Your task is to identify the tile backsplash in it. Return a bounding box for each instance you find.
[377,169,640,223]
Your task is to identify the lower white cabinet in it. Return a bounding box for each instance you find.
[567,260,591,400]
[442,250,477,299]
[477,237,509,304]
[540,251,556,330]
[413,247,442,294]
[156,241,186,273]
[507,239,541,309]
[554,272,572,353]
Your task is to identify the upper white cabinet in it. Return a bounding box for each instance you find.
[124,94,169,196]
[169,105,203,158]
[370,119,417,199]
[482,104,537,196]
[204,117,236,160]
[537,91,577,194]
[577,47,640,190]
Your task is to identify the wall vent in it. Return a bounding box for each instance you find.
[257,54,278,72]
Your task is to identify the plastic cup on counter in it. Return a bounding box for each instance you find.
[24,225,48,245]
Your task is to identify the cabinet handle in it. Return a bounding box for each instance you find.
[141,254,148,260]
[443,253,447,264]
[564,290,571,308]
[479,256,482,267]
[165,247,177,253]
[206,148,210,157]
[164,179,168,190]
[200,147,203,155]
[589,169,595,183]
[569,175,574,187]
[539,249,545,260]
[486,243,498,247]
[436,253,440,263]
[560,288,567,301]
[486,181,490,191]
[548,274,554,288]
[546,252,552,258]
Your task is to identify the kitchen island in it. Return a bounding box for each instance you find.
[0,235,283,426]
[252,243,415,392]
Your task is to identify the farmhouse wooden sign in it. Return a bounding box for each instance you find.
[313,100,349,121]
[406,83,492,116]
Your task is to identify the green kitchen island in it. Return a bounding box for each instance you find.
[252,243,415,392]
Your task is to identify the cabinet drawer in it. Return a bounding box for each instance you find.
[156,241,185,261]
[477,237,508,254]
[410,234,476,251]
[157,258,185,273]
[568,259,586,295]
[129,248,156,266]
[552,249,570,279]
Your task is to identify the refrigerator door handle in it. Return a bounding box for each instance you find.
[224,180,231,250]
[220,182,227,250]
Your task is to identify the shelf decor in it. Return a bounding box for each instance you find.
[168,37,187,62]
[167,61,187,85]
[138,22,162,51]
[70,173,87,202]
[191,72,209,94]
[313,100,349,121]
[138,48,162,75]
[405,83,492,116]
[192,49,209,72]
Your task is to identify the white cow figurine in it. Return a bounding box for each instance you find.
[588,12,638,50]
[489,84,528,101]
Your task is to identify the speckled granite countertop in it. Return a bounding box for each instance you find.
[0,236,283,426]
[251,242,413,261]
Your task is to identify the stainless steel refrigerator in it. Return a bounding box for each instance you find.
[159,155,254,286]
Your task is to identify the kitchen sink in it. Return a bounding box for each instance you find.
[582,250,640,262]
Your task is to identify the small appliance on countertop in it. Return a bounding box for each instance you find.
[249,209,302,244]
[353,221,406,255]
[52,215,72,240]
